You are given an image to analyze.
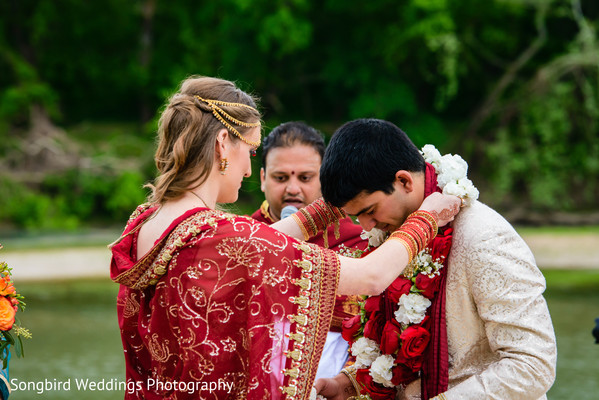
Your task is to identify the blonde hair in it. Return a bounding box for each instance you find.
[146,76,261,204]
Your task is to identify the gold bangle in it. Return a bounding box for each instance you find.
[290,213,310,241]
[410,210,438,237]
[340,368,362,398]
[299,208,319,237]
[388,230,417,261]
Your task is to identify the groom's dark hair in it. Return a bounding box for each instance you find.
[320,118,425,207]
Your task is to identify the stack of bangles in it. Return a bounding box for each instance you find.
[387,210,438,262]
[291,198,346,246]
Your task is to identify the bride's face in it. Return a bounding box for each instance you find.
[217,126,261,204]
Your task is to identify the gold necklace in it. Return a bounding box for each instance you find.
[189,191,210,209]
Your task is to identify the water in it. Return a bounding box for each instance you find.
[8,280,124,400]
[5,277,599,399]
[546,287,599,400]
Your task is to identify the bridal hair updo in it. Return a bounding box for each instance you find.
[146,76,261,204]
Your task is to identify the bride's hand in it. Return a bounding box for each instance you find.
[418,192,461,227]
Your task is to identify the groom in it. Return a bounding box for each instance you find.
[315,119,557,399]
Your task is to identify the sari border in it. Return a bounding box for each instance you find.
[112,209,225,289]
[280,242,340,399]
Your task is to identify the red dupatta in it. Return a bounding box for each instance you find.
[421,163,450,399]
[251,201,369,334]
[110,205,340,399]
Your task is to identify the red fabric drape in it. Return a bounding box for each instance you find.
[251,201,369,333]
[421,162,450,399]
[110,205,340,399]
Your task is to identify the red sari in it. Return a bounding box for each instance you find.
[110,204,340,399]
[251,200,369,332]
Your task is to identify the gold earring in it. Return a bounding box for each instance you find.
[219,158,229,175]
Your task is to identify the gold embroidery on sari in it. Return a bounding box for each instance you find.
[116,208,340,399]
[147,333,170,363]
[122,292,140,319]
[281,242,340,399]
[113,209,219,289]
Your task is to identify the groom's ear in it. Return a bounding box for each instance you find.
[394,170,415,193]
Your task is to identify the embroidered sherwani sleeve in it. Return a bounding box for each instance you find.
[443,211,557,399]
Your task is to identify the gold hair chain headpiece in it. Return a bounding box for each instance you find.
[195,95,261,147]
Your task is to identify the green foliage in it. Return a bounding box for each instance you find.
[1,0,599,229]
[0,170,147,232]
[479,2,599,212]
[105,171,148,220]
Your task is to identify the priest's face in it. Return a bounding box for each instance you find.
[260,144,322,221]
[342,176,421,232]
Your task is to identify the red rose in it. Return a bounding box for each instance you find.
[419,315,431,331]
[379,320,402,355]
[386,277,412,304]
[364,295,381,314]
[415,273,441,299]
[342,315,362,343]
[391,363,419,385]
[430,229,452,261]
[363,311,385,343]
[395,351,424,372]
[356,368,396,400]
[399,325,430,359]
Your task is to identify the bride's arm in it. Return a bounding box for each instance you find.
[274,216,410,294]
[274,192,461,295]
[339,193,459,295]
[336,238,412,295]
[272,192,458,241]
[271,213,305,240]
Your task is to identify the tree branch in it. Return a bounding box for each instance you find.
[465,3,548,139]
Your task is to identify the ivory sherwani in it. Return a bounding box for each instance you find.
[403,201,557,399]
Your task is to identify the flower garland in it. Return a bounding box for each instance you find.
[421,144,479,206]
[0,244,31,369]
[341,145,478,399]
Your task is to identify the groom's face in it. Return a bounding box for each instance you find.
[342,182,414,233]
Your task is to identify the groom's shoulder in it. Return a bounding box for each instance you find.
[453,200,520,242]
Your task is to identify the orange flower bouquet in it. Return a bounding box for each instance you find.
[0,244,31,368]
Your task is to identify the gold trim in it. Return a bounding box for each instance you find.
[291,213,311,241]
[280,242,340,399]
[259,200,275,223]
[195,95,261,147]
[112,209,220,289]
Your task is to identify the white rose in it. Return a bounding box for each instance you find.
[370,354,395,388]
[361,228,387,248]
[421,144,479,208]
[441,180,462,197]
[437,156,468,188]
[394,293,431,325]
[351,337,381,368]
[443,178,479,206]
[421,144,443,166]
[458,178,479,205]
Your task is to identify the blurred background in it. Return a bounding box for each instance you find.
[0,0,598,398]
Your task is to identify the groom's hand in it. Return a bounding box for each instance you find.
[314,373,355,400]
